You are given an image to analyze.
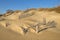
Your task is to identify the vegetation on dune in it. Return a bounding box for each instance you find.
[6,9,14,13]
[53,6,60,13]
[39,6,60,13]
[0,6,60,17]
[0,14,3,16]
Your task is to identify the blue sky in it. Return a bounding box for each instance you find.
[0,0,60,14]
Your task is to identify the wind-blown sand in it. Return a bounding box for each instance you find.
[0,7,60,40]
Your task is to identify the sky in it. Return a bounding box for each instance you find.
[0,0,60,14]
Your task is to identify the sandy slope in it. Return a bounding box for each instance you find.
[0,9,60,40]
[0,26,60,40]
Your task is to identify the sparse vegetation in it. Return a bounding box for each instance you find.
[3,9,14,17]
[0,6,60,17]
[6,22,10,27]
[14,10,22,13]
[38,6,60,13]
[19,13,34,19]
[0,14,3,16]
[24,8,36,13]
[6,9,14,13]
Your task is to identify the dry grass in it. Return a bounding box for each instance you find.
[38,6,60,13]
[0,6,60,17]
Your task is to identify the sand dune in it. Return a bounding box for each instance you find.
[0,7,60,40]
